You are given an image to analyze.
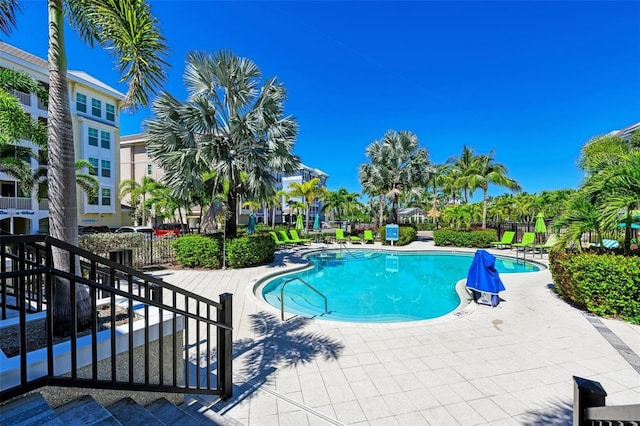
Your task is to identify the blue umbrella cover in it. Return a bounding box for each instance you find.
[466,250,505,307]
[247,213,256,234]
[313,214,320,230]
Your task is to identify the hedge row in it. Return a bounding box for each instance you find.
[172,233,275,269]
[549,251,640,324]
[433,229,497,248]
[379,225,416,246]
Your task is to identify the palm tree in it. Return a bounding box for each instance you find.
[145,50,300,237]
[287,178,323,232]
[119,177,163,226]
[363,130,430,224]
[359,162,389,227]
[447,145,477,204]
[467,152,521,229]
[0,0,169,334]
[320,189,346,223]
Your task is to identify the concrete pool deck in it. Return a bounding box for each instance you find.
[154,240,640,425]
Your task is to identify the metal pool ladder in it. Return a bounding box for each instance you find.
[281,277,328,321]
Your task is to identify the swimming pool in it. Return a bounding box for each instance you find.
[260,250,540,323]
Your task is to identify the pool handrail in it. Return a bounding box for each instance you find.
[281,277,328,321]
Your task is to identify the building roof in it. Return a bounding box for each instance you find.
[0,42,124,100]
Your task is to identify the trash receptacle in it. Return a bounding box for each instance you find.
[109,249,132,267]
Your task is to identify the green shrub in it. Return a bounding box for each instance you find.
[226,233,275,268]
[78,233,172,268]
[433,228,497,248]
[415,222,436,231]
[379,225,416,246]
[172,234,222,268]
[549,251,640,323]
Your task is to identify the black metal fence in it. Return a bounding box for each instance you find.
[573,376,640,425]
[0,234,233,402]
[78,234,176,269]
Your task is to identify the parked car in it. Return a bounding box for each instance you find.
[154,223,188,237]
[115,226,154,236]
[79,225,111,235]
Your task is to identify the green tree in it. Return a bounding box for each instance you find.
[0,0,169,334]
[287,177,325,232]
[447,145,477,204]
[467,152,521,229]
[363,130,430,224]
[146,50,300,237]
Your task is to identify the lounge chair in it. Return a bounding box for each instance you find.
[269,231,287,248]
[349,233,362,243]
[289,229,312,245]
[512,232,535,251]
[335,228,348,243]
[490,231,515,249]
[534,234,559,257]
[278,230,296,246]
[594,239,620,249]
[363,229,375,244]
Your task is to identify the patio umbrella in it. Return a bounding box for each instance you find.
[247,213,256,234]
[534,212,546,234]
[295,214,304,231]
[313,214,320,231]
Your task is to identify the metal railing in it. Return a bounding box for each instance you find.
[0,197,33,210]
[0,234,233,402]
[280,277,327,321]
[9,90,30,106]
[573,376,640,425]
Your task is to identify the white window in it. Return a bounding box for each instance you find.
[88,127,98,146]
[106,103,115,121]
[101,188,111,206]
[88,157,98,176]
[91,98,101,117]
[76,93,87,113]
[100,131,110,149]
[101,160,111,177]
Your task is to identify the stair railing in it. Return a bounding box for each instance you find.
[0,234,233,403]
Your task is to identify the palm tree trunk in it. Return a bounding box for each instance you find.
[263,203,268,227]
[378,194,384,227]
[48,0,91,335]
[482,186,488,229]
[226,189,238,236]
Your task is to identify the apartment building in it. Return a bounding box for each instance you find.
[120,133,329,227]
[0,42,124,234]
[279,164,329,224]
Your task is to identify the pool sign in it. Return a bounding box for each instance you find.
[385,224,399,245]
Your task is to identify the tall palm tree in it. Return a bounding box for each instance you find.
[467,152,521,229]
[145,50,300,237]
[287,178,323,232]
[119,176,162,226]
[359,161,389,227]
[363,130,430,224]
[447,145,477,204]
[320,189,347,223]
[0,0,168,334]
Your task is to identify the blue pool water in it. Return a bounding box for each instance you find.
[260,250,539,323]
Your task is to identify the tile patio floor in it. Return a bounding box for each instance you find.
[152,240,640,425]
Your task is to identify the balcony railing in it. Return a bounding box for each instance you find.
[0,197,33,210]
[10,90,31,106]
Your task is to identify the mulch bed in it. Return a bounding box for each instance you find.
[0,305,134,358]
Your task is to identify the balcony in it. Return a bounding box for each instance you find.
[0,197,33,210]
[10,90,30,107]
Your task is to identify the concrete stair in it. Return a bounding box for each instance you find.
[0,392,241,426]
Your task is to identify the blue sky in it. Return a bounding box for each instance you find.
[5,1,640,200]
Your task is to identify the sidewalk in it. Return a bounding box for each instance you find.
[154,240,640,425]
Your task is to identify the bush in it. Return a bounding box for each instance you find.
[172,234,222,268]
[415,222,436,231]
[379,225,416,246]
[433,228,497,248]
[549,251,640,323]
[226,233,276,268]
